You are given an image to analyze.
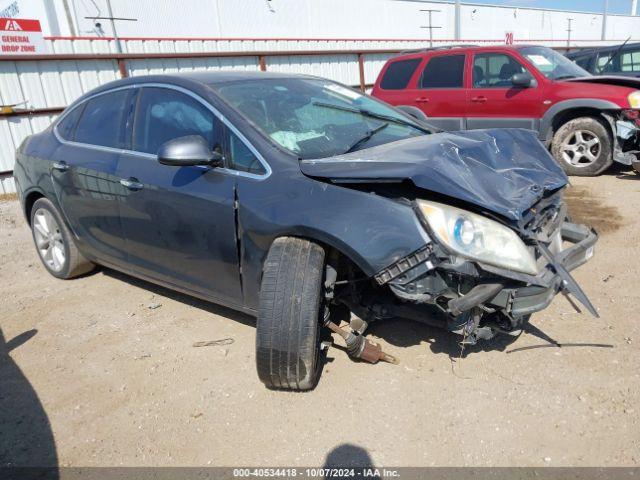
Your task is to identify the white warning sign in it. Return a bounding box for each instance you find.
[0,18,47,55]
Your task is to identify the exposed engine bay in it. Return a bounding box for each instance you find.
[303,129,599,357]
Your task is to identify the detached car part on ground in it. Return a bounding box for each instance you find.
[372,45,640,176]
[14,72,597,392]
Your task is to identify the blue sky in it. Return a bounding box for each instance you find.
[430,1,637,15]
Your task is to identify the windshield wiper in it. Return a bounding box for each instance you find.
[599,36,631,74]
[312,101,431,133]
[343,122,389,154]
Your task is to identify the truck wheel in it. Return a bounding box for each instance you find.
[256,237,325,391]
[30,197,94,279]
[551,117,613,176]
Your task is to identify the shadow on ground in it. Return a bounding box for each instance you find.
[367,316,519,359]
[324,444,378,479]
[0,327,58,476]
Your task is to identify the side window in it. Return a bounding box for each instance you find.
[380,58,421,90]
[132,87,222,156]
[56,104,84,141]
[472,53,526,88]
[596,52,616,73]
[573,55,593,71]
[228,131,266,175]
[620,49,640,72]
[420,54,465,89]
[74,90,130,148]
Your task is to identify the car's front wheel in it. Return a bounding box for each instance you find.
[551,116,613,176]
[30,197,94,279]
[256,237,325,391]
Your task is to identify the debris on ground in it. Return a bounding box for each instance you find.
[192,338,234,348]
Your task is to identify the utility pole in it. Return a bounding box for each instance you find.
[105,0,121,53]
[420,9,441,48]
[632,0,638,15]
[567,18,573,48]
[601,0,608,40]
[454,0,461,41]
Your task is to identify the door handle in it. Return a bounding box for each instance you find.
[471,96,488,103]
[120,178,144,190]
[52,161,69,172]
[415,97,430,103]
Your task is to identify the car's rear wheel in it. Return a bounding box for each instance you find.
[30,197,94,279]
[551,116,613,176]
[256,237,325,391]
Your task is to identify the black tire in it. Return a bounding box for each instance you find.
[30,197,94,279]
[551,116,613,176]
[256,237,325,391]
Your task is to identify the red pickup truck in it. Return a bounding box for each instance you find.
[372,45,640,176]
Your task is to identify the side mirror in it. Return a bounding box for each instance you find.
[157,135,223,167]
[511,73,535,88]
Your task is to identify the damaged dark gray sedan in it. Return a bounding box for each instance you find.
[14,72,598,391]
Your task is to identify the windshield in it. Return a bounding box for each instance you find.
[211,78,427,159]
[520,46,591,80]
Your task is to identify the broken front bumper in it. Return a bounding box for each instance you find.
[381,221,598,326]
[487,222,597,317]
[613,118,640,165]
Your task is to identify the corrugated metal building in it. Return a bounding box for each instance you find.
[1,0,639,193]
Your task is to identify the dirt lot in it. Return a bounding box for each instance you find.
[1,171,639,468]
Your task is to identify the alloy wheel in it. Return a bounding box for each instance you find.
[560,129,602,168]
[33,208,66,272]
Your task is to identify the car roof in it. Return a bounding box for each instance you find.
[390,44,540,60]
[565,42,640,58]
[179,70,315,84]
[71,70,319,105]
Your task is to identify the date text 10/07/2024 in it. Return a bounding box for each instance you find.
[232,468,401,478]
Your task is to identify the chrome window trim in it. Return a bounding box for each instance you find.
[53,82,272,181]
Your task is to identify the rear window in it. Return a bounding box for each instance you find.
[380,58,421,90]
[420,54,465,89]
[620,49,640,72]
[74,90,130,148]
[56,105,84,141]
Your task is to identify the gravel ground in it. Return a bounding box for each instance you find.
[1,171,639,468]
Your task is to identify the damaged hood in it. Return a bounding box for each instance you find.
[564,75,640,89]
[300,128,568,221]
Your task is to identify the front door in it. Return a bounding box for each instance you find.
[116,86,242,304]
[408,53,468,131]
[466,52,542,130]
[50,88,134,267]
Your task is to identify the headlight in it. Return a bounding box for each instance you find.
[628,91,640,109]
[417,200,539,275]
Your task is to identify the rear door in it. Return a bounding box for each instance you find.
[372,56,423,106]
[116,85,242,304]
[466,51,542,130]
[408,53,467,130]
[50,88,133,267]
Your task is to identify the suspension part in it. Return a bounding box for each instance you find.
[325,321,398,365]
